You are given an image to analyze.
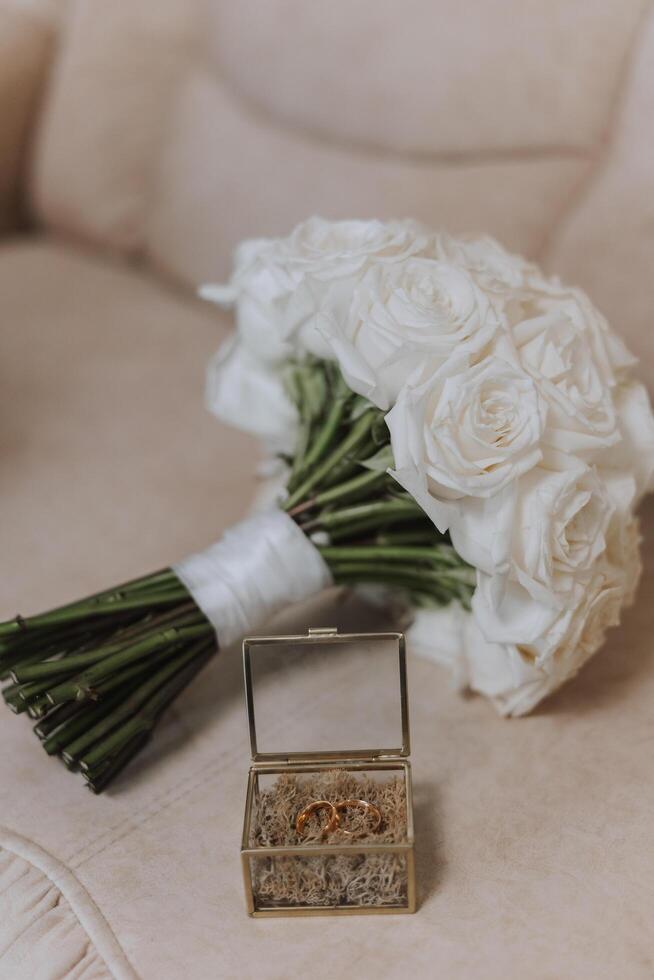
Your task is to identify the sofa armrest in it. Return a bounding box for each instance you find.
[0,1,63,235]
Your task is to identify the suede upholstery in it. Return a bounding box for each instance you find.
[29,0,654,379]
[2,2,654,978]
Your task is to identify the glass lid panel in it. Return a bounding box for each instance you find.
[244,631,408,761]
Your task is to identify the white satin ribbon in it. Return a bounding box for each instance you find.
[173,510,332,648]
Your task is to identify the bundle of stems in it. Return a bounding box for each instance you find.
[0,359,473,792]
[282,359,475,610]
[0,573,215,792]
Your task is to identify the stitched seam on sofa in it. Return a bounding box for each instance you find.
[63,720,249,869]
[64,938,98,980]
[0,856,31,897]
[538,0,654,263]
[0,876,60,960]
[69,653,376,870]
[0,829,140,980]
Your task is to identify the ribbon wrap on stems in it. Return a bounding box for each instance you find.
[173,510,333,647]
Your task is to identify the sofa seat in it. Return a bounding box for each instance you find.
[0,238,258,615]
[2,238,654,979]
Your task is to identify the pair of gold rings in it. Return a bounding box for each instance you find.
[295,799,382,838]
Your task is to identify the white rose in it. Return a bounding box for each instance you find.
[469,502,641,706]
[472,574,576,659]
[409,605,559,716]
[461,617,551,715]
[386,354,546,531]
[456,616,574,717]
[406,602,470,690]
[605,515,642,607]
[317,258,500,409]
[434,232,538,294]
[288,217,432,356]
[205,337,298,453]
[522,285,637,380]
[463,568,629,717]
[285,215,429,280]
[568,578,624,666]
[201,217,431,365]
[511,460,613,605]
[471,511,635,658]
[512,304,622,458]
[201,253,301,363]
[608,381,654,502]
[449,454,614,599]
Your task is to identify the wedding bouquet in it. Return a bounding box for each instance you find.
[2,217,653,792]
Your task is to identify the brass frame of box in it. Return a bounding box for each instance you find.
[240,628,416,917]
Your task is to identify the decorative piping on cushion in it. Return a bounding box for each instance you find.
[0,826,139,980]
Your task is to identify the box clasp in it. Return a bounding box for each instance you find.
[307,627,338,636]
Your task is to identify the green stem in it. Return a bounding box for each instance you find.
[310,498,424,531]
[2,683,23,711]
[33,700,84,740]
[318,545,463,564]
[84,731,152,794]
[325,512,423,542]
[78,645,215,773]
[18,677,58,703]
[290,466,388,517]
[16,589,190,631]
[61,639,213,763]
[284,409,377,511]
[312,468,388,509]
[27,695,55,719]
[316,437,377,491]
[332,569,456,599]
[0,569,177,638]
[41,689,130,756]
[11,607,204,683]
[329,560,476,586]
[288,390,351,491]
[86,646,187,699]
[0,622,99,669]
[46,623,213,705]
[372,528,445,546]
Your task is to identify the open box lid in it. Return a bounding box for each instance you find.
[242,628,410,763]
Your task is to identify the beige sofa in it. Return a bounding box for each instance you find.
[2,2,654,978]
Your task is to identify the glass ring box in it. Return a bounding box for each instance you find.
[240,628,416,916]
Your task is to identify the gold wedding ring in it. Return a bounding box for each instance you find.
[295,798,382,838]
[335,799,382,836]
[295,800,339,837]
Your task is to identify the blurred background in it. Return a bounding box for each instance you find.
[2,0,654,613]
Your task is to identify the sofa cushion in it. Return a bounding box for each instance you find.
[1,238,654,980]
[144,68,589,287]
[546,6,654,386]
[31,0,198,254]
[0,238,257,616]
[0,828,136,980]
[209,0,645,157]
[27,0,628,273]
[27,0,654,388]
